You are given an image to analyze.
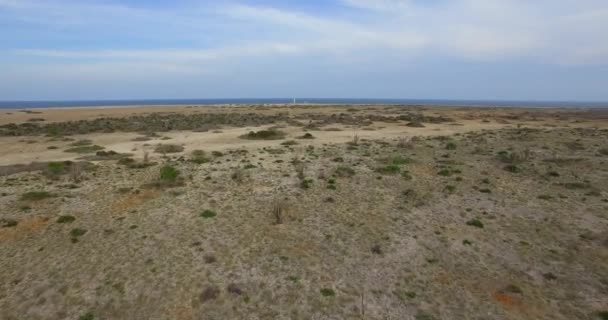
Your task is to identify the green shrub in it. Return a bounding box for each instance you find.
[21,191,53,201]
[320,288,335,297]
[446,142,457,150]
[1,219,18,228]
[394,290,417,300]
[70,228,87,237]
[200,210,217,219]
[376,164,400,175]
[444,185,456,193]
[298,133,315,139]
[155,144,184,154]
[300,179,313,189]
[160,165,180,182]
[334,166,355,177]
[79,312,94,320]
[466,219,484,228]
[70,228,87,242]
[118,158,135,165]
[401,170,413,180]
[190,150,210,164]
[563,182,590,190]
[437,169,453,176]
[390,156,412,165]
[498,150,530,164]
[281,140,298,146]
[57,215,76,223]
[504,165,521,173]
[47,162,66,174]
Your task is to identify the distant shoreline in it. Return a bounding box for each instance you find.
[1,98,606,110]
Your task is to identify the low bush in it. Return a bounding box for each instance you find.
[335,166,355,177]
[466,219,484,228]
[200,210,217,219]
[320,288,336,297]
[21,191,53,201]
[155,144,184,154]
[160,165,180,182]
[240,129,286,140]
[57,215,76,223]
[376,164,401,175]
[190,150,210,164]
[64,145,104,154]
[297,133,315,139]
[1,219,18,228]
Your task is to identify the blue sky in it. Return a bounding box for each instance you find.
[1,0,607,101]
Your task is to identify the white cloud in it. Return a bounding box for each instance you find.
[3,0,607,65]
[2,0,608,99]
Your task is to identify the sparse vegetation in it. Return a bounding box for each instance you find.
[0,106,606,320]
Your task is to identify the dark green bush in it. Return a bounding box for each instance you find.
[200,210,217,219]
[320,288,335,297]
[466,219,484,228]
[57,215,76,223]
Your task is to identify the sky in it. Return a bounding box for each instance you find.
[1,0,607,101]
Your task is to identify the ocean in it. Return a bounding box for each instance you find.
[0,98,606,109]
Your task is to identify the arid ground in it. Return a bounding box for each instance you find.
[1,104,607,320]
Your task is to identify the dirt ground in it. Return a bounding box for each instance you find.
[0,105,607,320]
